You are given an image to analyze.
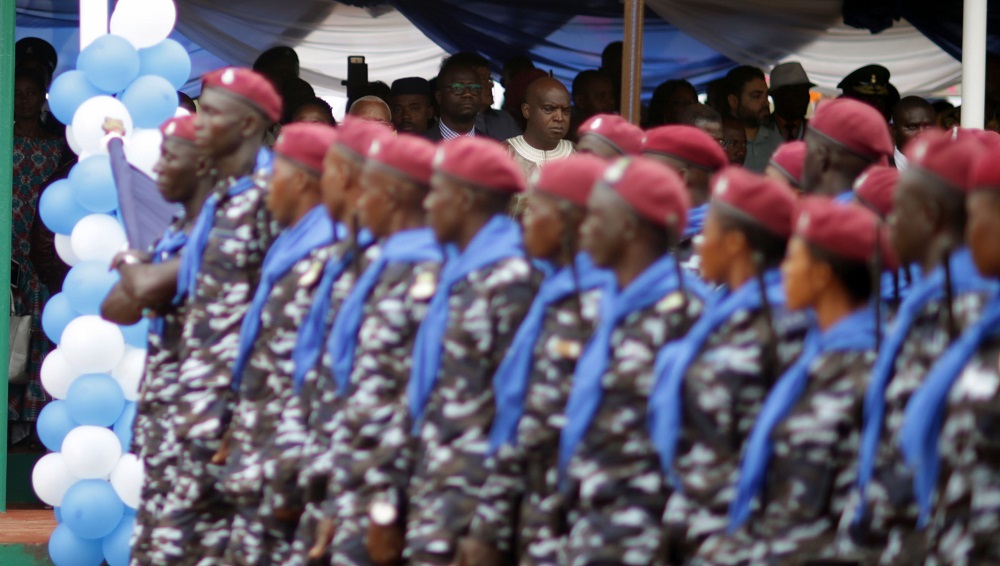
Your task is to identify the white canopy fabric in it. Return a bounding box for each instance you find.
[645,0,961,95]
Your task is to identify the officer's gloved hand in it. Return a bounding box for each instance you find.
[453,537,503,566]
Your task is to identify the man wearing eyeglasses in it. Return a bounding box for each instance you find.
[426,58,484,141]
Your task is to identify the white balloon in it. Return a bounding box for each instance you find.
[109,453,144,509]
[61,315,126,374]
[65,125,83,156]
[61,426,123,479]
[124,128,164,180]
[112,347,146,402]
[54,234,80,267]
[71,96,133,156]
[174,107,190,118]
[31,453,80,507]
[40,349,83,400]
[70,214,128,265]
[110,0,177,49]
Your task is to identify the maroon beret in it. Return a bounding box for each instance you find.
[530,154,607,207]
[433,136,525,194]
[202,67,282,123]
[711,166,797,238]
[955,127,1000,149]
[367,133,436,186]
[274,123,338,174]
[159,115,197,144]
[602,156,690,237]
[578,114,643,156]
[794,196,893,267]
[768,141,807,187]
[853,165,900,218]
[808,98,893,160]
[970,146,1000,193]
[906,129,990,192]
[642,125,728,171]
[335,117,395,161]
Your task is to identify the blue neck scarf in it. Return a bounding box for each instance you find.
[834,190,855,204]
[729,306,878,531]
[149,226,189,336]
[684,203,708,240]
[290,227,371,393]
[900,292,1000,525]
[487,253,614,455]
[230,206,335,391]
[857,248,996,508]
[328,228,443,395]
[649,269,784,487]
[407,216,526,433]
[557,254,709,475]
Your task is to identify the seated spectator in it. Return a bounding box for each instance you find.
[838,64,897,121]
[390,77,436,134]
[890,96,937,170]
[505,77,574,181]
[568,70,615,141]
[648,79,698,127]
[428,56,485,139]
[677,103,724,142]
[253,45,300,92]
[768,62,814,141]
[447,52,522,141]
[503,67,548,131]
[281,77,316,123]
[348,95,392,128]
[726,65,782,172]
[290,97,336,125]
[722,115,748,165]
[599,41,624,109]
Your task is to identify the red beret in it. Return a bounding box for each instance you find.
[768,141,807,187]
[335,117,395,161]
[906,129,990,192]
[809,98,893,160]
[794,196,892,267]
[955,127,1000,149]
[970,146,1000,193]
[274,123,338,174]
[433,136,525,194]
[642,125,728,171]
[578,114,643,155]
[367,133,436,186]
[711,166,797,238]
[530,154,607,207]
[602,156,690,237]
[853,165,899,218]
[202,67,282,123]
[159,115,197,144]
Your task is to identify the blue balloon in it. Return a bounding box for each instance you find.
[48,70,109,124]
[61,480,125,540]
[121,75,178,129]
[64,261,120,316]
[113,401,137,453]
[39,179,91,236]
[77,35,140,94]
[69,156,119,213]
[42,292,81,344]
[48,523,105,566]
[54,507,63,523]
[120,318,150,349]
[138,39,192,91]
[67,374,125,427]
[36,400,80,452]
[101,513,134,566]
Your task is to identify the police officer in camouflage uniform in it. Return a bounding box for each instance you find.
[149,67,282,565]
[100,115,215,566]
[404,136,542,565]
[844,131,997,565]
[558,156,708,566]
[648,167,808,563]
[455,155,613,566]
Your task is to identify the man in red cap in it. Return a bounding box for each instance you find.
[559,157,709,565]
[840,130,997,566]
[317,134,445,566]
[576,113,643,159]
[214,122,339,565]
[642,124,730,271]
[149,67,283,563]
[455,155,613,566]
[801,98,893,202]
[404,137,542,565]
[100,115,215,566]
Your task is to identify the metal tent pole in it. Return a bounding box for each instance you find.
[622,0,644,125]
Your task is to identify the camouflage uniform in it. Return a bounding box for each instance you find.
[325,259,441,566]
[561,292,703,566]
[839,290,990,565]
[925,332,1000,564]
[221,241,342,566]
[130,220,188,566]
[405,257,541,565]
[150,176,277,566]
[662,305,809,562]
[694,349,877,566]
[467,288,602,565]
